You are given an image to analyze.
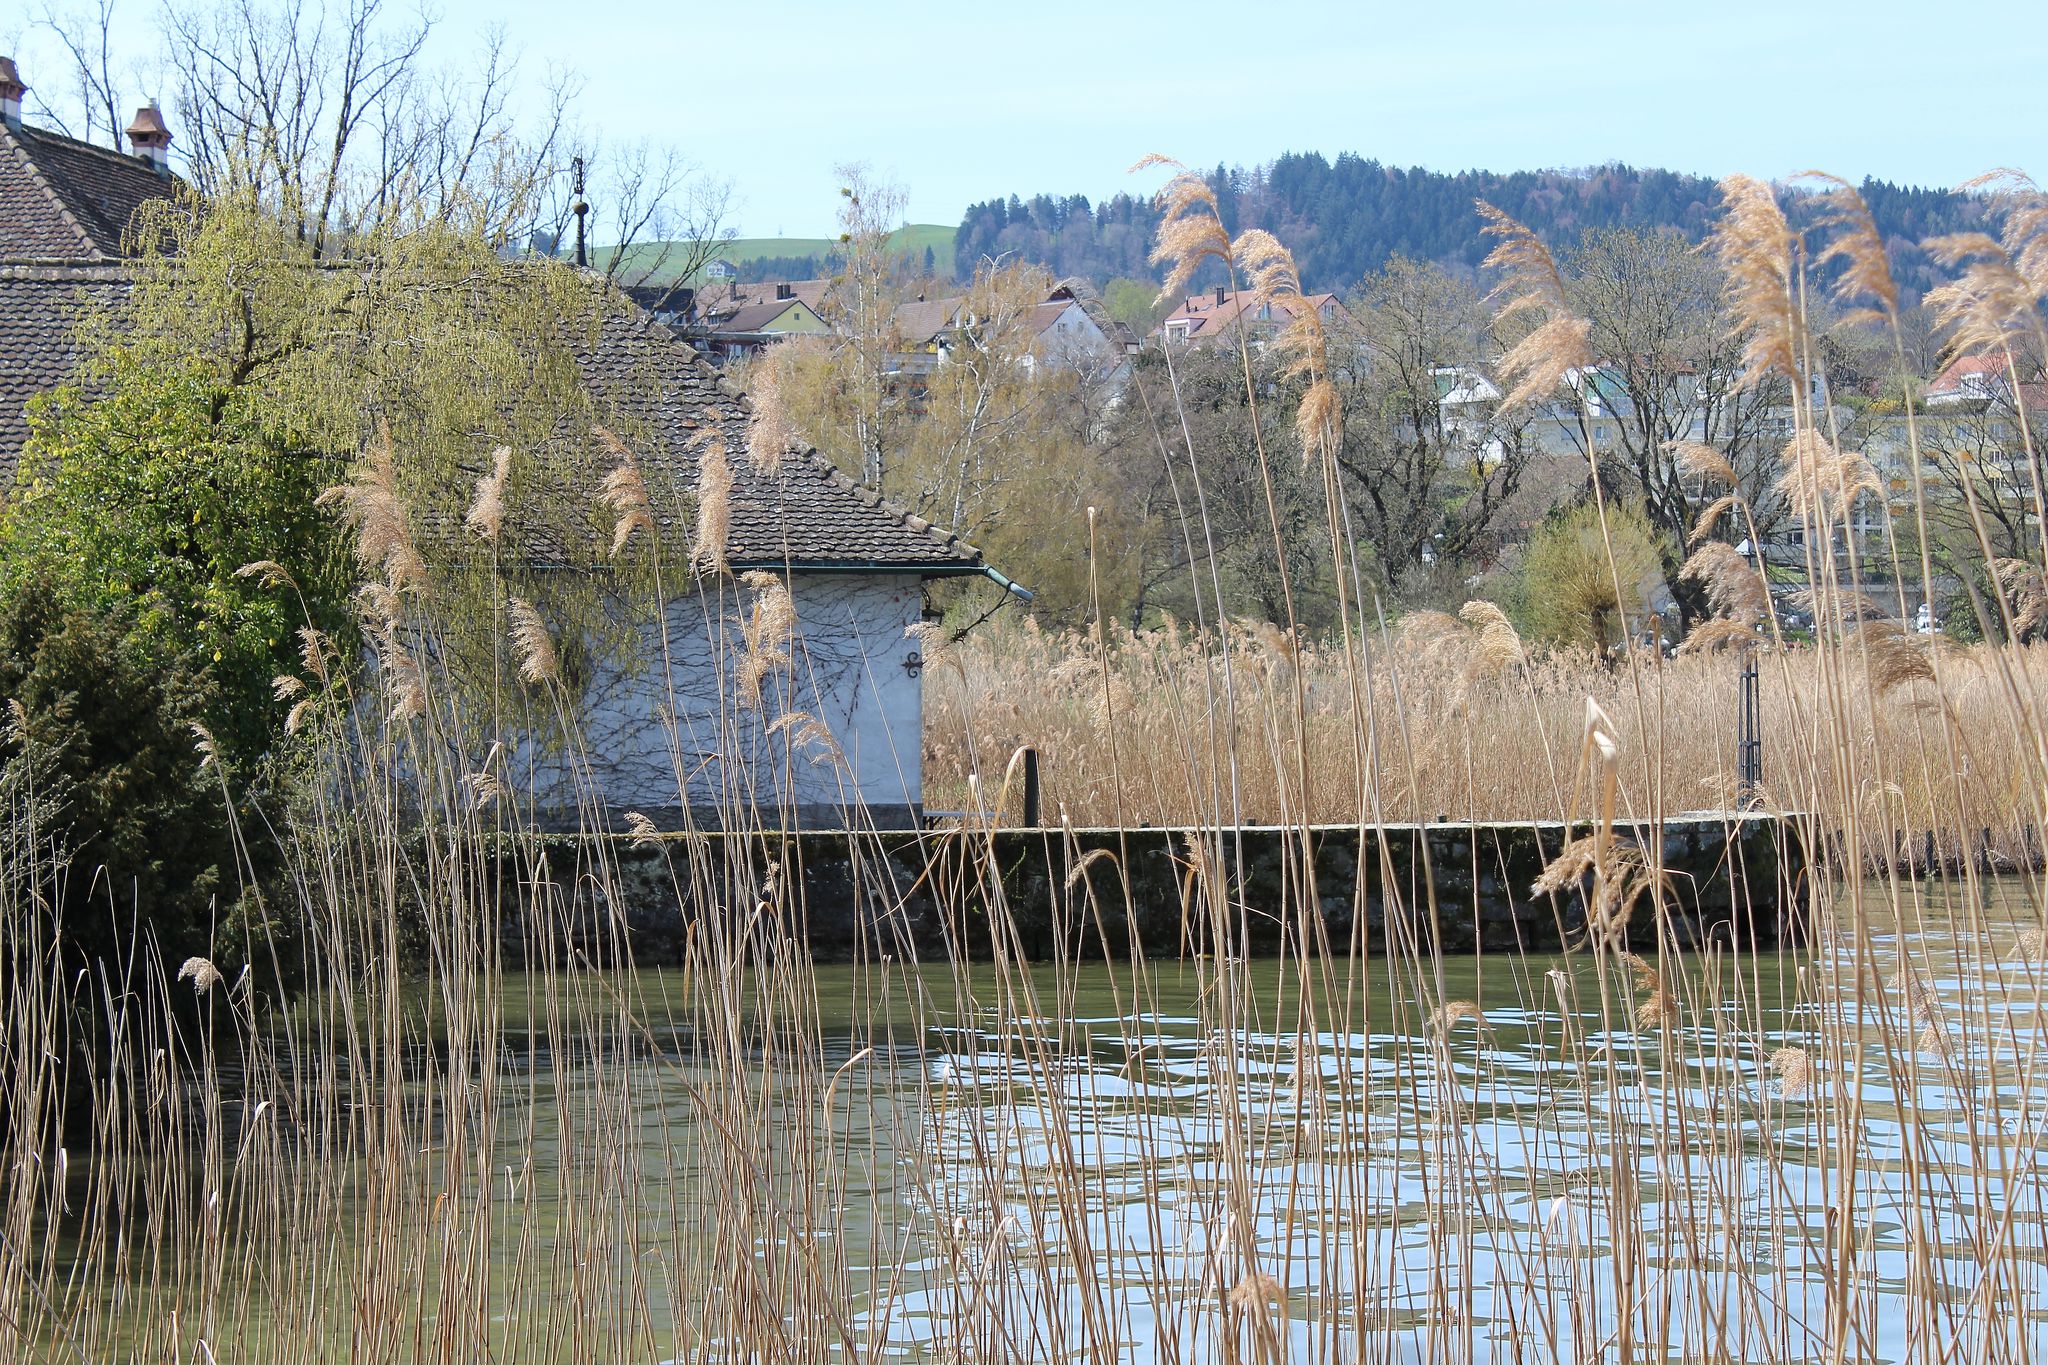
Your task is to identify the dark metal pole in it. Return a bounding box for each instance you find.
[1737,647,1761,806]
[572,155,588,269]
[1020,746,1040,829]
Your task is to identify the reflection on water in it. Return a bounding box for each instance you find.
[55,879,2048,1362]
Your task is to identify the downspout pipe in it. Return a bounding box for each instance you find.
[978,565,1033,603]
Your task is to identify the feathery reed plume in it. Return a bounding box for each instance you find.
[1710,175,1800,392]
[737,571,796,709]
[1396,609,1466,651]
[1531,835,1601,898]
[1137,155,1234,302]
[1676,617,1760,655]
[1680,541,1769,623]
[1774,432,1880,522]
[1913,984,1952,1056]
[283,696,318,734]
[1430,1000,1489,1035]
[622,810,661,846]
[463,768,506,809]
[1064,847,1118,891]
[466,445,513,543]
[1791,586,1891,623]
[597,430,656,558]
[746,360,798,476]
[1964,170,2048,288]
[1234,227,1342,465]
[235,559,297,590]
[694,438,733,575]
[1924,234,2038,357]
[767,710,845,765]
[1458,599,1527,677]
[506,597,560,686]
[1801,172,1900,322]
[1924,171,2048,354]
[1688,494,1741,547]
[190,722,218,770]
[1672,441,1740,488]
[1770,1046,1814,1100]
[1852,620,1935,695]
[1993,558,2048,636]
[1621,952,1677,1029]
[271,674,306,702]
[1477,202,1594,411]
[1245,618,1299,688]
[177,956,223,994]
[318,422,428,594]
[1592,846,1658,948]
[386,647,427,723]
[297,626,333,684]
[1226,1270,1286,1314]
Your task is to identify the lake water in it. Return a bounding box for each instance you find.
[40,876,2048,1363]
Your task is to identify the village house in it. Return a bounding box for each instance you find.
[890,280,1134,389]
[0,60,1012,830]
[1152,285,1351,349]
[678,280,833,364]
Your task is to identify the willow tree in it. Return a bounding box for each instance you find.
[1515,500,1665,652]
[7,184,657,772]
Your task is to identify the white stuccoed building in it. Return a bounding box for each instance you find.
[519,304,1018,831]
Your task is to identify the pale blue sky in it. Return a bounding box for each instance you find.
[9,0,2047,238]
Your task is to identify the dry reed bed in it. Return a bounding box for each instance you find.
[928,619,2048,859]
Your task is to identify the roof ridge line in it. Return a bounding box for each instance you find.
[0,259,134,275]
[598,277,980,565]
[1,123,108,263]
[791,445,980,559]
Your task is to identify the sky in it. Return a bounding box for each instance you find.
[7,0,2048,240]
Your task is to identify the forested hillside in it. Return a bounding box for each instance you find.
[954,153,1989,297]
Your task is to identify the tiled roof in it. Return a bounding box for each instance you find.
[0,122,176,263]
[0,245,979,572]
[1928,351,2048,409]
[0,263,128,480]
[891,296,960,346]
[1024,301,1072,334]
[696,299,808,335]
[572,297,982,571]
[1153,288,1347,341]
[1930,352,2008,393]
[693,279,828,315]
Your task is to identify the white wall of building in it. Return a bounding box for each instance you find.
[518,573,928,829]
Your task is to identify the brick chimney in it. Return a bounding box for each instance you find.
[775,282,793,301]
[1213,284,1227,307]
[125,102,172,172]
[0,58,25,125]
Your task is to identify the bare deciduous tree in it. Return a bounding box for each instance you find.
[26,0,728,266]
[1334,256,1537,583]
[1559,226,1792,619]
[29,0,127,147]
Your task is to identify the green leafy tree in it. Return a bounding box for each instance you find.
[0,577,234,972]
[9,353,347,767]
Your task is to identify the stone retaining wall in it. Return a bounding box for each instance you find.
[507,813,1806,965]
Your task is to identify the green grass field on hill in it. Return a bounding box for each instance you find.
[601,224,957,286]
